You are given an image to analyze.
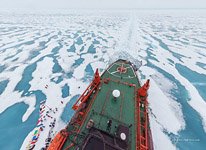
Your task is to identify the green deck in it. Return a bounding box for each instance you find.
[62,60,142,150]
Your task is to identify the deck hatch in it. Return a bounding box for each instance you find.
[81,127,128,150]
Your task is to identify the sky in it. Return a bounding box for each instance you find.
[0,0,206,9]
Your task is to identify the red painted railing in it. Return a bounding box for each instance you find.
[136,79,150,150]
